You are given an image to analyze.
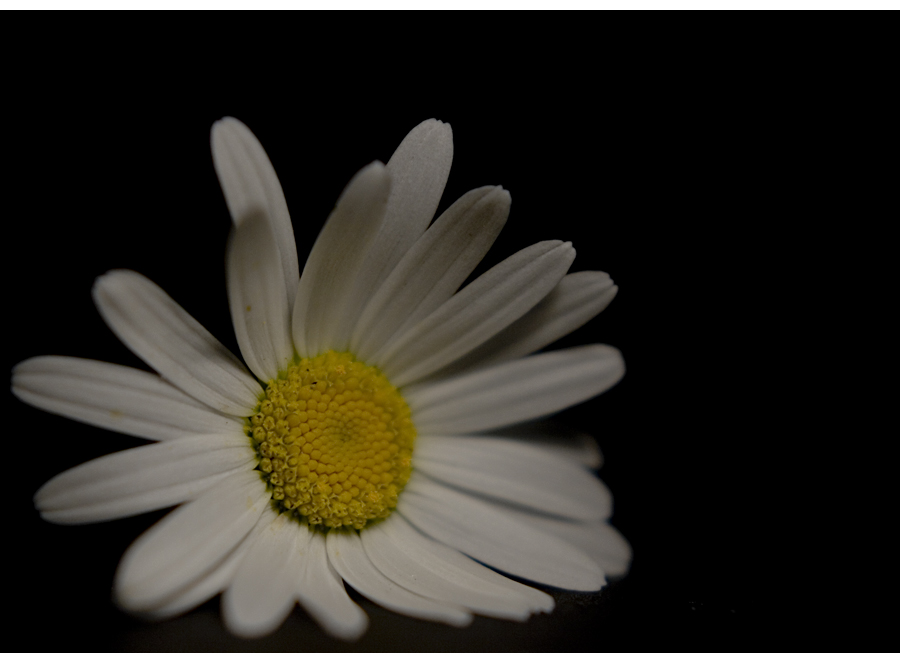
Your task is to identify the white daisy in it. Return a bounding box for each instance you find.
[12,118,631,641]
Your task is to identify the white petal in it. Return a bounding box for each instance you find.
[35,433,257,524]
[441,271,618,375]
[325,529,472,627]
[211,117,300,314]
[390,513,553,613]
[226,209,294,382]
[338,120,454,349]
[485,501,633,578]
[493,421,603,469]
[145,507,279,620]
[114,471,269,612]
[12,356,246,441]
[376,241,576,387]
[292,162,390,358]
[223,514,308,638]
[361,514,544,620]
[400,474,605,591]
[351,186,510,362]
[407,344,625,435]
[382,118,452,252]
[413,435,612,521]
[93,270,262,416]
[297,531,368,641]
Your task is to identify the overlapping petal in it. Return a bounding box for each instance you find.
[493,421,604,469]
[223,514,310,638]
[400,474,605,591]
[351,185,510,362]
[374,240,576,386]
[115,471,269,612]
[326,529,472,627]
[12,356,245,441]
[413,435,612,521]
[292,162,390,358]
[338,119,454,343]
[93,270,262,416]
[146,506,279,620]
[35,433,257,524]
[211,117,300,314]
[406,344,625,435]
[226,210,294,382]
[438,271,618,376]
[297,530,369,641]
[360,514,549,620]
[484,498,633,578]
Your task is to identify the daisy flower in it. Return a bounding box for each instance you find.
[12,118,631,640]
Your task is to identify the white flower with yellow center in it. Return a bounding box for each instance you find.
[12,118,630,640]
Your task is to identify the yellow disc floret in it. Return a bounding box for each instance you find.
[248,351,415,531]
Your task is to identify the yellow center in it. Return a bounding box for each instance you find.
[248,351,415,530]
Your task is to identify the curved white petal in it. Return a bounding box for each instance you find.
[413,435,612,522]
[351,186,510,362]
[35,433,257,524]
[391,513,553,613]
[361,514,545,620]
[146,507,279,621]
[400,474,605,592]
[93,270,262,416]
[114,471,269,612]
[211,117,300,314]
[325,529,472,627]
[493,421,603,469]
[298,530,368,641]
[226,209,293,382]
[482,498,632,578]
[339,119,454,348]
[292,162,390,358]
[440,271,618,375]
[407,344,625,435]
[223,514,309,638]
[376,241,576,387]
[12,356,246,441]
[382,118,452,252]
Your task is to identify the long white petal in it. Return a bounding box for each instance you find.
[407,344,625,435]
[389,513,554,613]
[223,514,308,638]
[114,471,269,612]
[493,421,603,469]
[292,162,390,358]
[211,117,300,314]
[400,475,605,592]
[484,499,633,578]
[376,241,576,386]
[413,435,611,522]
[93,270,262,416]
[339,119,454,347]
[351,186,510,362]
[35,433,257,524]
[145,507,279,621]
[12,356,246,441]
[440,271,618,375]
[297,531,368,641]
[361,514,543,620]
[325,529,472,627]
[226,210,293,382]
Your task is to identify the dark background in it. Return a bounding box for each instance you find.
[6,35,886,652]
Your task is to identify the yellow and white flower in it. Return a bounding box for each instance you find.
[12,118,630,640]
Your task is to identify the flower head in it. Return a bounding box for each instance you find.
[12,118,630,640]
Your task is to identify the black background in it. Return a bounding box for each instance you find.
[6,29,887,653]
